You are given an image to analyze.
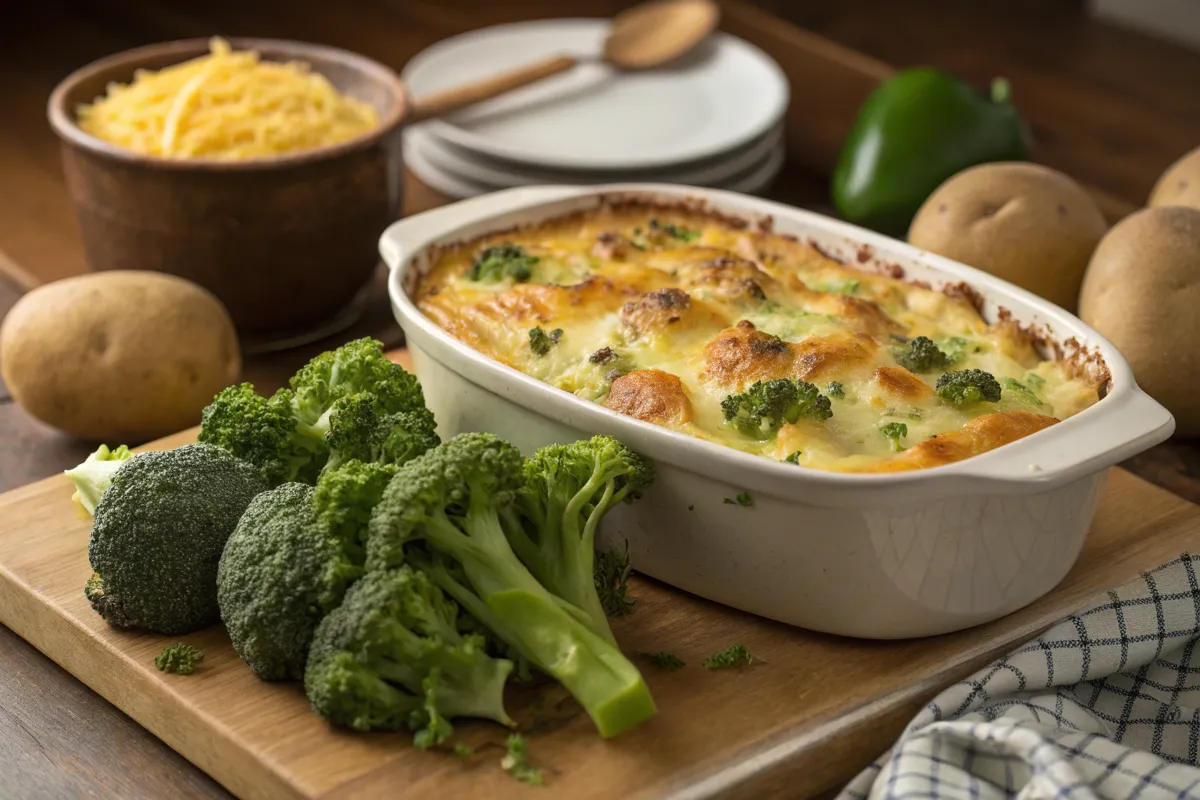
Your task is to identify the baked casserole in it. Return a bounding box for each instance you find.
[415,201,1104,473]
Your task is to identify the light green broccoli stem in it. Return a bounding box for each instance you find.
[65,444,133,516]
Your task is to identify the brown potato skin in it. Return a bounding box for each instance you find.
[908,162,1108,312]
[1149,146,1200,211]
[1078,206,1200,436]
[0,271,240,442]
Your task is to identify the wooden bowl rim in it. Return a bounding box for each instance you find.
[47,37,410,172]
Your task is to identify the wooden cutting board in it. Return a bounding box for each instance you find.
[1,352,1199,800]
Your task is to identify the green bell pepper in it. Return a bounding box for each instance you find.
[832,67,1030,238]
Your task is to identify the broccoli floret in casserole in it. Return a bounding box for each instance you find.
[894,336,952,373]
[721,378,833,439]
[467,243,538,283]
[935,369,1003,406]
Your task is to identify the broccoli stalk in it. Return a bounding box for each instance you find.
[305,567,515,746]
[65,444,133,516]
[936,369,1003,406]
[721,378,833,439]
[368,434,657,739]
[502,437,653,644]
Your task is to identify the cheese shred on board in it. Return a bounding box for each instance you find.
[77,38,380,160]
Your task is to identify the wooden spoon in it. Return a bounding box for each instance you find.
[406,0,720,124]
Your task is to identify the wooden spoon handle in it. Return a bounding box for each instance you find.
[407,54,580,124]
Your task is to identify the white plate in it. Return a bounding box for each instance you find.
[401,20,789,171]
[406,122,784,190]
[405,132,787,200]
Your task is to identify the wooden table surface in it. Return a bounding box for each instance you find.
[1,1,1199,798]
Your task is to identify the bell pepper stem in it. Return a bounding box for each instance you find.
[991,77,1011,104]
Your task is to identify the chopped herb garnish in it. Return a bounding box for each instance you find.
[723,492,753,507]
[643,652,686,670]
[702,644,761,669]
[501,734,543,785]
[785,451,802,465]
[528,326,563,356]
[589,347,617,365]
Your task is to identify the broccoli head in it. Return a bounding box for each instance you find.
[156,643,204,675]
[368,433,657,738]
[87,444,266,635]
[894,336,951,373]
[305,566,515,745]
[466,243,537,283]
[198,383,326,486]
[65,444,134,516]
[505,436,654,643]
[323,391,439,472]
[217,483,362,681]
[721,378,833,439]
[312,459,400,562]
[288,338,426,431]
[936,369,1003,406]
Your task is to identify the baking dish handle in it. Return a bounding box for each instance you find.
[960,387,1175,488]
[380,185,593,270]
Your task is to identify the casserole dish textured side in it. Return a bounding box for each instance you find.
[383,185,1174,639]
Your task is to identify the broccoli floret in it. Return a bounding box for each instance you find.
[65,444,134,516]
[323,391,439,472]
[87,444,266,635]
[528,327,563,357]
[467,243,537,283]
[503,437,652,643]
[1001,377,1049,411]
[304,567,515,745]
[155,643,204,674]
[826,381,846,400]
[701,644,761,669]
[501,734,544,785]
[721,379,833,439]
[288,338,426,433]
[894,336,951,373]
[312,460,401,562]
[368,433,657,738]
[198,384,326,486]
[936,369,1003,406]
[217,483,362,681]
[594,543,635,620]
[880,421,909,451]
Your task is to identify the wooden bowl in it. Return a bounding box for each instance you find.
[48,38,408,336]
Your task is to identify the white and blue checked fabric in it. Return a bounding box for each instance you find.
[841,554,1200,800]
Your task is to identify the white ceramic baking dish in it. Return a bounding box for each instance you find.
[381,184,1174,639]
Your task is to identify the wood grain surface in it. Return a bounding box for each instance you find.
[0,391,1197,799]
[2,1,1200,798]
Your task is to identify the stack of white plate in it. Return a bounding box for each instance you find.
[401,20,790,198]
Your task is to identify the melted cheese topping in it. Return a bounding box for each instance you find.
[416,204,1102,473]
[77,38,379,160]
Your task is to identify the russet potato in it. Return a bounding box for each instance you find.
[909,162,1108,311]
[1149,145,1200,210]
[0,271,240,441]
[1078,206,1200,436]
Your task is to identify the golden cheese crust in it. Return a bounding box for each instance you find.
[415,201,1103,472]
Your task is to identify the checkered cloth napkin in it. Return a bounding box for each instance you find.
[840,554,1200,800]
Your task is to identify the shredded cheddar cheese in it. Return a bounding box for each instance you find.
[77,38,380,160]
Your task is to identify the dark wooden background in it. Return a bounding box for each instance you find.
[1,1,1198,797]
